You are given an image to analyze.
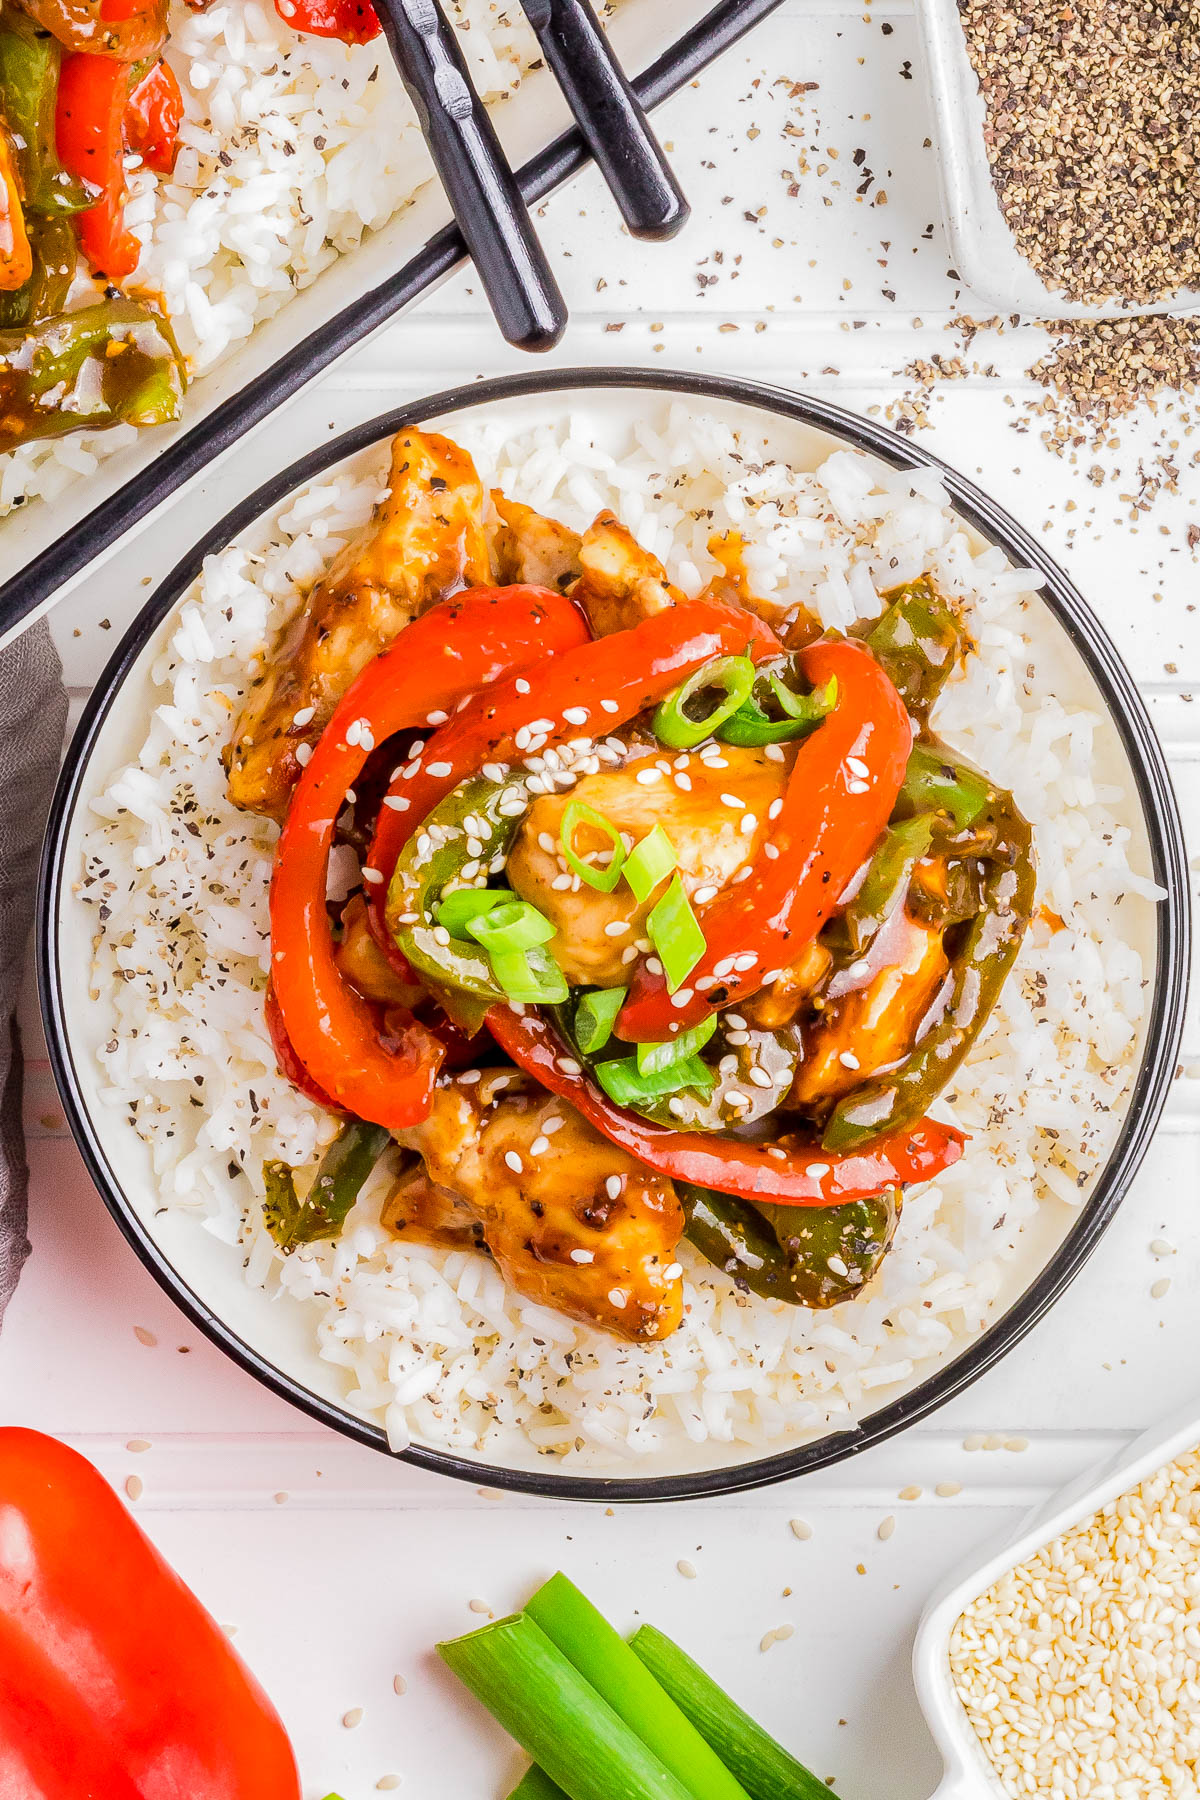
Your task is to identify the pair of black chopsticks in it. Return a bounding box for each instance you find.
[373,0,689,351]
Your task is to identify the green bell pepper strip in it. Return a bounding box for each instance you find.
[865,576,962,717]
[0,18,95,215]
[823,784,1035,1152]
[679,1183,899,1308]
[895,741,993,830]
[834,813,935,956]
[0,298,185,452]
[262,1120,392,1252]
[386,769,531,1032]
[0,211,73,327]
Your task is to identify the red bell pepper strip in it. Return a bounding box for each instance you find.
[487,1005,965,1207]
[367,599,780,935]
[56,51,139,278]
[0,1427,301,1800]
[270,585,590,1128]
[617,636,913,1041]
[273,0,380,43]
[126,57,182,175]
[264,979,344,1113]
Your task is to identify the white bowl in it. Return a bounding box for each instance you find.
[38,370,1190,1501]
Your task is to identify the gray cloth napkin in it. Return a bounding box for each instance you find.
[0,620,68,1322]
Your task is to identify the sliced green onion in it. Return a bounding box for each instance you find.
[636,1014,717,1077]
[575,986,627,1056]
[629,1624,835,1800]
[466,899,556,954]
[560,800,627,893]
[624,826,678,903]
[648,874,706,992]
[507,1770,569,1800]
[595,1052,714,1107]
[490,946,569,1006]
[435,886,514,937]
[438,1613,696,1800]
[652,655,756,750]
[523,1575,751,1800]
[720,675,838,747]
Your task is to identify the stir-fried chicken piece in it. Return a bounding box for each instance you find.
[491,492,582,592]
[570,510,683,637]
[788,909,950,1113]
[334,895,424,1010]
[226,429,490,821]
[388,1071,684,1341]
[742,940,832,1032]
[506,745,789,987]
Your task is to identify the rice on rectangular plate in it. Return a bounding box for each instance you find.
[80,403,1158,1467]
[0,0,554,516]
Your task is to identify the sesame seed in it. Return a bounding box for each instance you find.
[343,1707,364,1729]
[877,1516,896,1542]
[646,957,663,977]
[600,699,619,713]
[570,1248,594,1264]
[846,756,869,778]
[935,1481,962,1498]
[294,742,312,767]
[125,1475,143,1501]
[670,988,694,1009]
[846,778,869,795]
[557,1057,581,1076]
[361,867,383,885]
[291,705,315,726]
[604,920,631,937]
[563,706,588,725]
[768,798,784,819]
[664,1263,683,1280]
[393,1675,407,1696]
[543,1116,565,1133]
[733,953,758,972]
[747,1066,773,1088]
[426,709,448,725]
[382,794,409,811]
[740,813,757,836]
[515,678,530,694]
[605,1175,623,1199]
[899,1485,923,1501]
[806,1163,830,1179]
[530,1136,550,1157]
[720,792,745,809]
[608,1288,628,1308]
[504,1151,523,1174]
[636,768,663,785]
[432,925,450,946]
[839,1051,861,1069]
[789,1518,812,1540]
[675,772,693,791]
[764,744,785,762]
[677,1559,698,1579]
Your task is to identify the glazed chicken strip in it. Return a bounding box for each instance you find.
[389,1071,684,1341]
[789,909,950,1112]
[570,510,683,637]
[226,429,490,820]
[491,491,582,591]
[507,744,789,986]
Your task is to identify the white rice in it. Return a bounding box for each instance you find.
[1,0,550,516]
[81,402,1160,1468]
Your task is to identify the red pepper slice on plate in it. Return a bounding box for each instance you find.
[22,0,168,61]
[270,585,590,1129]
[56,51,139,278]
[366,599,781,934]
[264,979,344,1113]
[488,1005,964,1207]
[616,636,913,1041]
[274,0,380,43]
[0,1427,301,1800]
[126,56,183,175]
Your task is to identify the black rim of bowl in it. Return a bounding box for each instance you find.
[38,367,1192,1503]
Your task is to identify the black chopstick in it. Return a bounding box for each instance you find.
[520,0,689,241]
[372,0,567,352]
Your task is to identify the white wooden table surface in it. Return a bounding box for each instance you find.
[4,4,1199,1795]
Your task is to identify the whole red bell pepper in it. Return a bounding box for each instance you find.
[56,51,139,279]
[616,636,912,1041]
[0,1427,301,1800]
[273,0,380,43]
[487,1005,965,1206]
[126,57,183,175]
[366,599,781,936]
[270,585,590,1128]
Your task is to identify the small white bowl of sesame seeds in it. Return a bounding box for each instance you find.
[913,0,1200,319]
[915,1399,1200,1797]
